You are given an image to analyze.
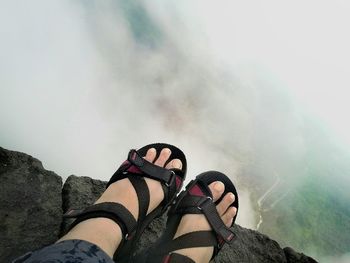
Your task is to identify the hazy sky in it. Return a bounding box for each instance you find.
[189,0,350,144]
[2,0,349,174]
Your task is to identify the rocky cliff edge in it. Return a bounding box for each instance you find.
[0,147,317,263]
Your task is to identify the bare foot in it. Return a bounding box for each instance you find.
[173,182,237,263]
[58,148,183,258]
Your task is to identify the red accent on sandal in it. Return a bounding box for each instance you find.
[127,165,143,174]
[163,255,171,263]
[132,152,137,160]
[189,184,205,196]
[175,176,182,189]
[227,233,234,241]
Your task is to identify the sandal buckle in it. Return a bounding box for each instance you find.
[124,232,134,241]
[168,190,187,214]
[197,196,213,211]
[165,170,176,187]
[218,241,223,249]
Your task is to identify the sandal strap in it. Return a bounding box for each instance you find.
[127,149,177,187]
[171,193,235,243]
[108,149,180,208]
[128,176,150,223]
[162,253,195,263]
[159,231,217,255]
[64,202,137,240]
[197,197,235,243]
[107,149,180,199]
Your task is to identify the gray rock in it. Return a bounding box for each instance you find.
[61,174,107,234]
[134,214,167,255]
[0,147,62,262]
[284,247,318,263]
[215,225,288,263]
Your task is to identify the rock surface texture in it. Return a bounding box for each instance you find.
[0,147,62,262]
[61,174,107,234]
[0,147,318,262]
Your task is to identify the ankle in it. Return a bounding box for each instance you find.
[58,218,122,258]
[173,247,213,263]
[95,179,139,219]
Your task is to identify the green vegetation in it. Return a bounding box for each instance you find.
[260,118,350,259]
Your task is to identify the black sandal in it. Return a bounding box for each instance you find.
[63,143,187,263]
[136,171,238,263]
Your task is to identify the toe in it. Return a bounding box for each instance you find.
[222,206,237,227]
[144,148,156,162]
[154,148,172,167]
[216,192,235,216]
[208,181,225,202]
[165,158,182,170]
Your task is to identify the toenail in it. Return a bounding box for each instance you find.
[229,193,235,201]
[163,148,171,154]
[149,148,156,153]
[172,159,182,169]
[214,181,224,191]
